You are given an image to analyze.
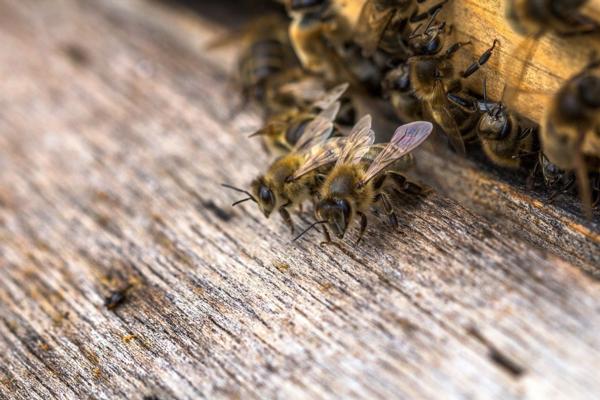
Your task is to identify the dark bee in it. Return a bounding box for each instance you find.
[471,80,536,168]
[295,120,432,244]
[408,37,499,153]
[382,62,423,122]
[354,0,450,57]
[541,58,600,217]
[236,15,298,107]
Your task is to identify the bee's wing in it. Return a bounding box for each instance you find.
[312,82,350,110]
[291,137,345,180]
[431,80,466,154]
[336,114,375,166]
[360,121,433,185]
[277,76,328,104]
[293,102,340,151]
[355,1,395,57]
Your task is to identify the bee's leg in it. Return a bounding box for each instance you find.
[444,41,472,60]
[526,157,540,191]
[319,226,342,249]
[447,92,477,113]
[356,212,368,245]
[461,39,499,78]
[374,191,398,228]
[410,0,449,23]
[279,208,295,234]
[387,173,430,196]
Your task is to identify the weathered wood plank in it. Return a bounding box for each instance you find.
[0,1,599,399]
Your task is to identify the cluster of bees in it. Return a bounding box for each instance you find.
[220,0,600,244]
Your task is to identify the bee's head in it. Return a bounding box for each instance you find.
[477,105,509,140]
[578,75,600,109]
[540,154,565,186]
[409,30,443,56]
[251,177,277,218]
[316,198,352,239]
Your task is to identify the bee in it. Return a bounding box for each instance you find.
[408,36,499,153]
[382,62,423,122]
[208,14,297,111]
[507,0,599,37]
[250,83,349,156]
[503,1,599,108]
[354,0,450,57]
[541,57,600,217]
[222,104,346,233]
[473,80,536,168]
[294,120,432,244]
[285,0,353,78]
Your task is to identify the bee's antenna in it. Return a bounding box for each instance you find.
[232,197,254,206]
[292,220,328,242]
[221,184,257,203]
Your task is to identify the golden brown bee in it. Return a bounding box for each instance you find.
[469,80,536,168]
[285,0,365,82]
[250,83,350,156]
[354,0,450,57]
[541,58,600,217]
[503,1,599,108]
[408,38,499,153]
[223,105,346,233]
[296,120,432,244]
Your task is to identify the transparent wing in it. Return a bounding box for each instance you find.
[360,121,433,185]
[431,81,466,154]
[355,1,395,57]
[312,82,350,110]
[292,102,340,151]
[291,137,345,180]
[336,114,375,166]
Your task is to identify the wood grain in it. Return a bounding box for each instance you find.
[1,1,600,399]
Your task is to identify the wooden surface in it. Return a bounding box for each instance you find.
[1,0,600,399]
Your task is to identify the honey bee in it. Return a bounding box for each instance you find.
[250,82,350,156]
[223,105,347,233]
[237,15,298,107]
[507,0,599,37]
[382,62,423,122]
[408,37,499,153]
[541,57,600,217]
[285,0,353,78]
[208,14,297,111]
[354,0,450,57]
[473,80,536,168]
[503,1,599,108]
[294,120,433,244]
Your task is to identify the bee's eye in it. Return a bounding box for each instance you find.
[579,76,600,108]
[259,186,274,206]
